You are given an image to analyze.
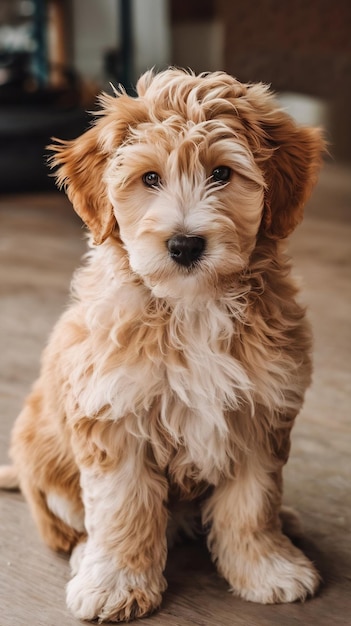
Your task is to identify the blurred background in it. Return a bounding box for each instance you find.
[0,4,350,623]
[0,0,351,191]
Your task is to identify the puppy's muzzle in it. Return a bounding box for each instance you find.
[167,235,206,268]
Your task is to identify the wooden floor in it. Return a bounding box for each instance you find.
[0,164,350,626]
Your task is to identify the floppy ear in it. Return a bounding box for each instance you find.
[261,114,325,238]
[49,93,147,245]
[50,125,116,245]
[243,86,325,239]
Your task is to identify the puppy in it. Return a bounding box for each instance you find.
[0,69,324,622]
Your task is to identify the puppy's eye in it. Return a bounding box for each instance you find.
[142,172,161,187]
[211,166,231,184]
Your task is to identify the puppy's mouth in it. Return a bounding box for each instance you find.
[166,234,206,270]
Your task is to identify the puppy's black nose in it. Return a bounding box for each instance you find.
[167,235,206,267]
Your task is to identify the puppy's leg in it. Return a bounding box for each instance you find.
[203,455,320,604]
[67,428,168,623]
[19,477,83,553]
[10,389,84,553]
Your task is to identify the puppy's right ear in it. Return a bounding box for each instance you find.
[49,93,146,245]
[50,125,115,245]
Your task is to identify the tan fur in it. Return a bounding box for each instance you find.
[1,69,324,621]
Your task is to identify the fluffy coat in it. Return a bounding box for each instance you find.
[0,69,324,622]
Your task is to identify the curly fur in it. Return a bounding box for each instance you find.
[0,68,324,621]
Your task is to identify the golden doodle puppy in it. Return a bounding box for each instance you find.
[0,69,324,622]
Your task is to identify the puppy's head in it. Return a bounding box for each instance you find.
[50,69,324,300]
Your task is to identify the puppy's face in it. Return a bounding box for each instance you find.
[106,115,265,299]
[51,70,324,301]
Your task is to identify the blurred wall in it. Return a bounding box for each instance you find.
[73,0,119,83]
[216,0,351,161]
[170,0,223,73]
[73,0,170,86]
[133,0,170,78]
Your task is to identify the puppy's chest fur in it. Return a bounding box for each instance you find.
[66,267,306,486]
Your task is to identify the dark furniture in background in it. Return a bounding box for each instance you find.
[0,0,89,192]
[0,0,136,192]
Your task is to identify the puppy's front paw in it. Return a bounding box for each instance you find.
[66,549,166,622]
[230,537,320,604]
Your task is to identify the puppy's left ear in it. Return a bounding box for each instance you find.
[247,90,325,239]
